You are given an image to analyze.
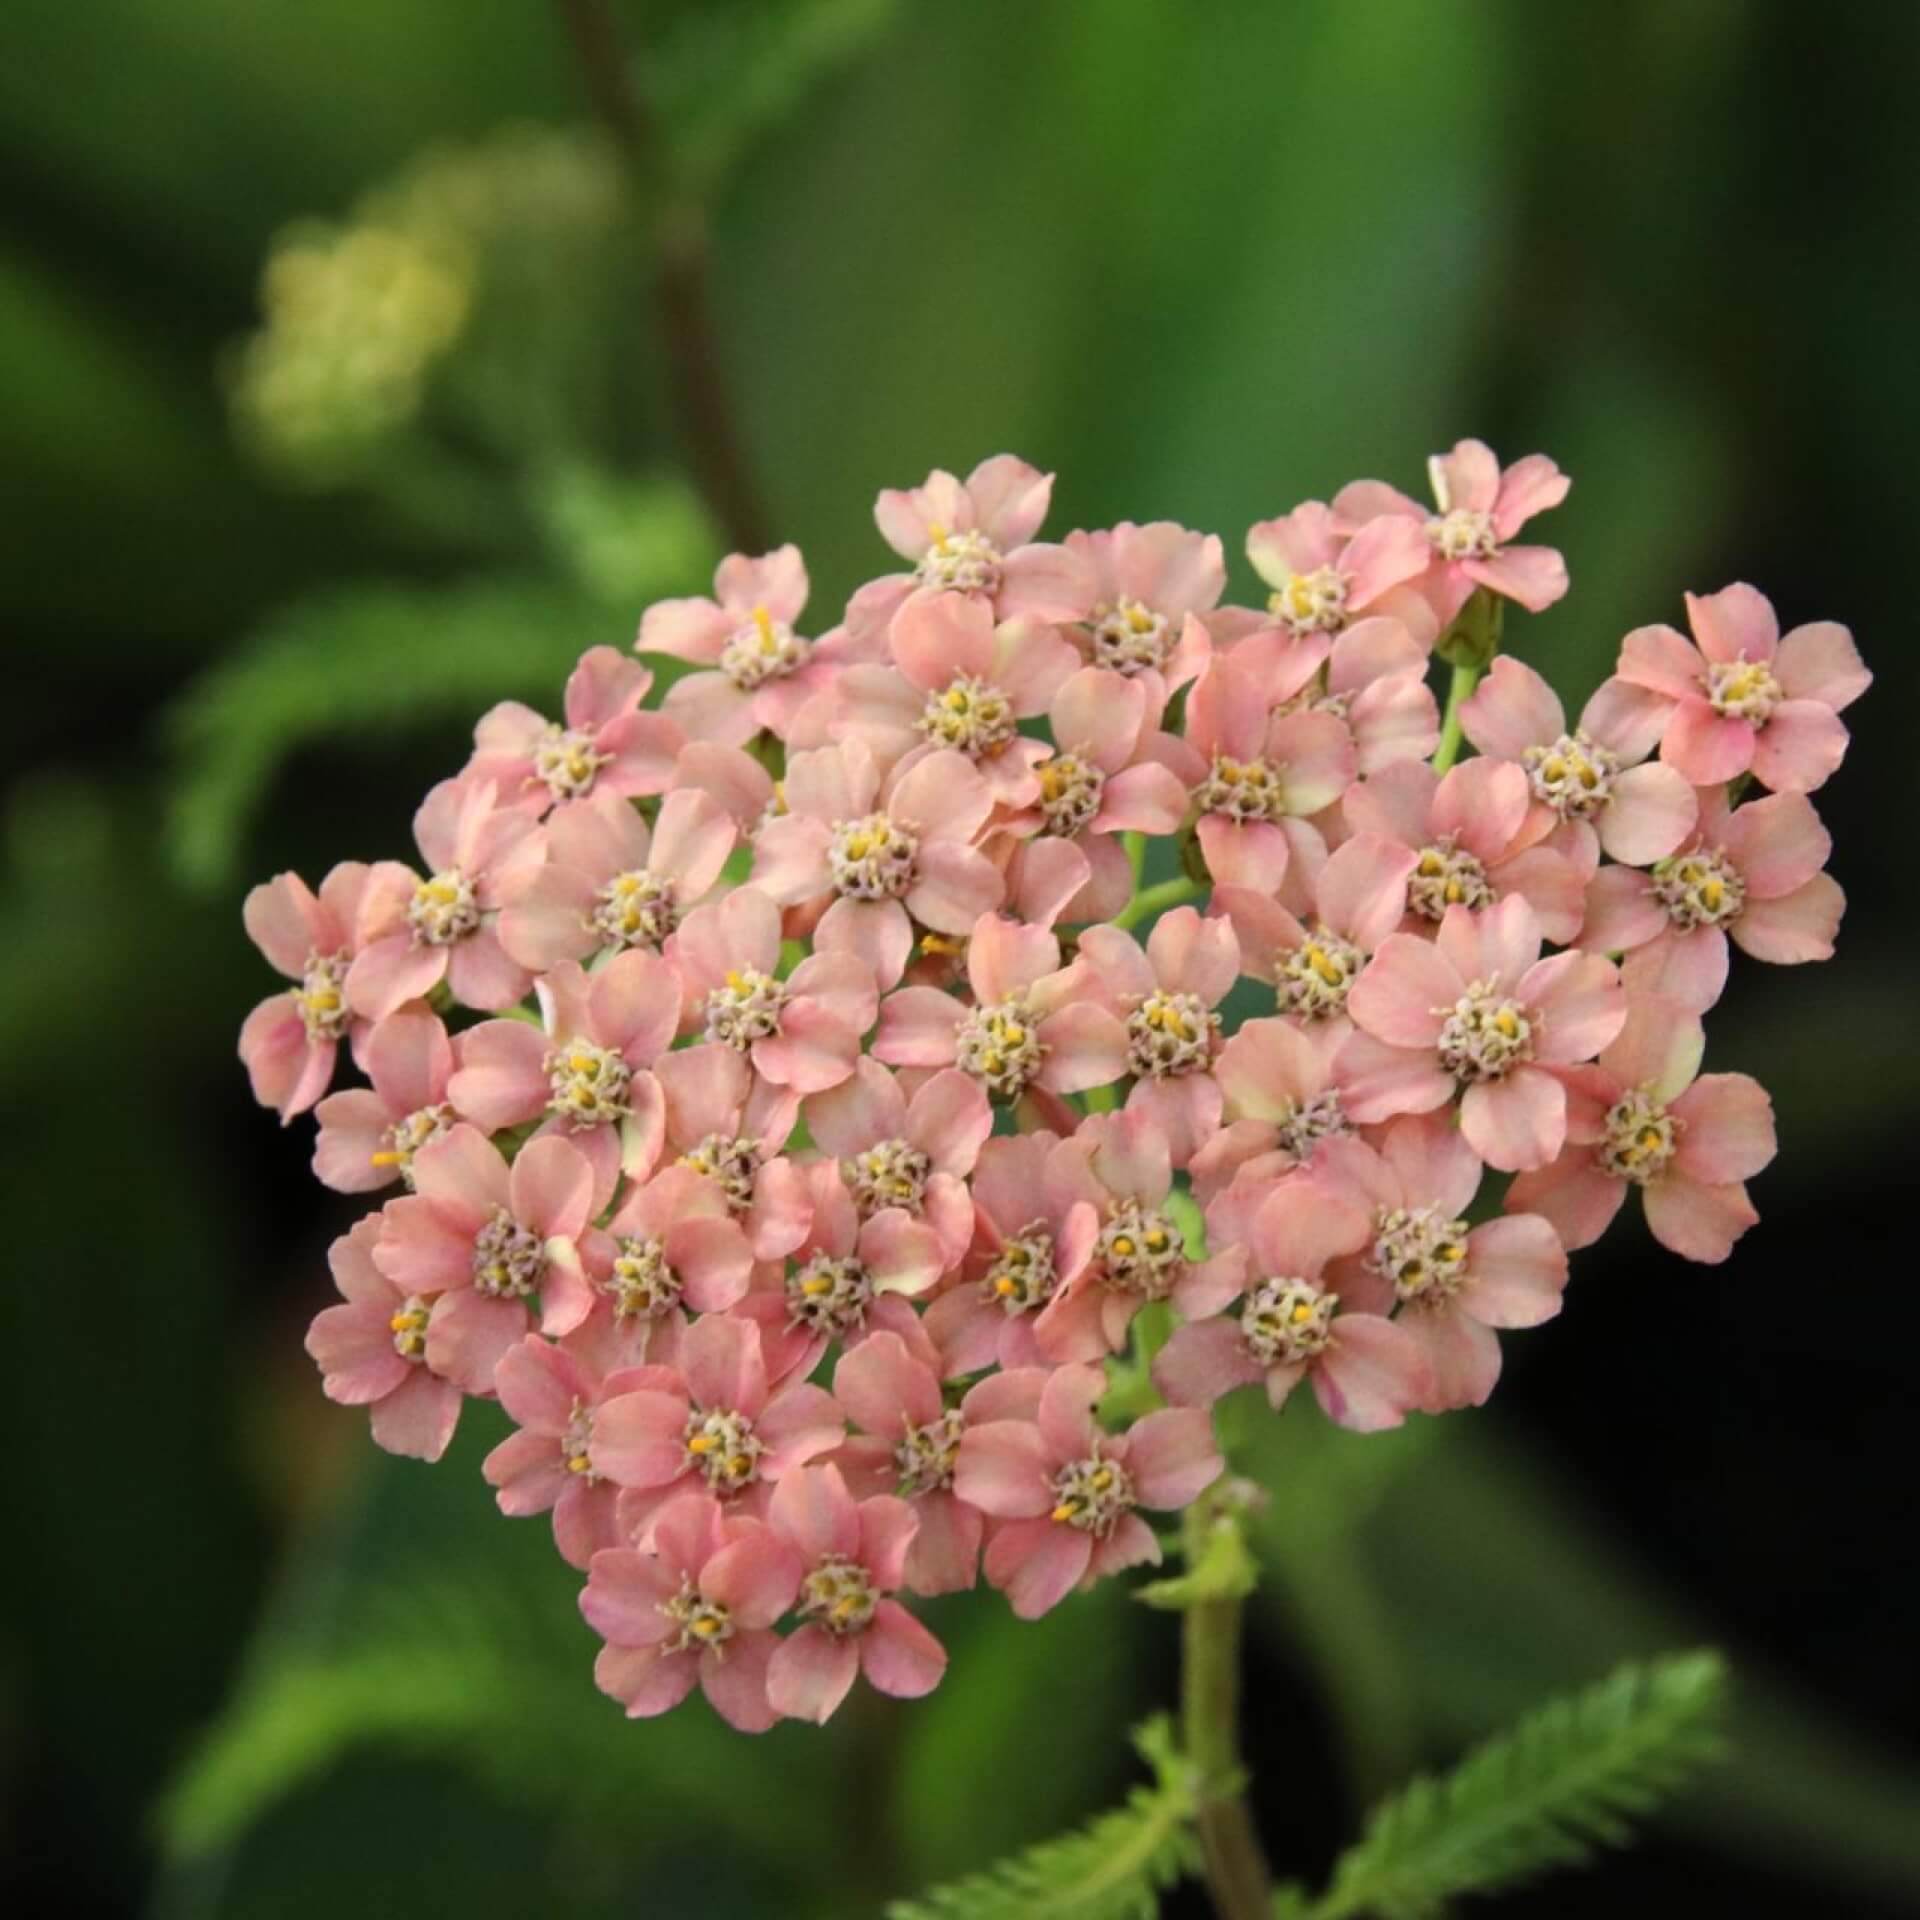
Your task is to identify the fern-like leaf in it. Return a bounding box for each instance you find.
[886,1717,1199,1920]
[1306,1649,1728,1919]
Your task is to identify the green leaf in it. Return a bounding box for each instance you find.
[886,1717,1199,1920]
[1307,1650,1729,1920]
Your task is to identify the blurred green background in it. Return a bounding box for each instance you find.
[3,2,1915,1915]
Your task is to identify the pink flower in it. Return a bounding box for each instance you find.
[312,1003,461,1193]
[446,949,677,1210]
[653,1041,812,1262]
[466,646,681,817]
[1154,1178,1429,1433]
[582,1490,799,1733]
[1333,439,1571,625]
[1245,499,1437,646]
[922,1132,1100,1373]
[1305,619,1443,775]
[1459,654,1699,871]
[804,1058,992,1272]
[751,740,1003,989]
[370,1125,597,1393]
[569,1160,758,1374]
[665,886,877,1094]
[1344,894,1627,1171]
[829,591,1081,805]
[1076,907,1242,1167]
[764,1463,947,1722]
[1506,995,1777,1264]
[1065,519,1223,693]
[873,912,1129,1109]
[832,1332,1047,1596]
[844,453,1096,645]
[1605,584,1870,794]
[304,1217,463,1462]
[639,545,880,748]
[1187,1017,1357,1203]
[759,1159,948,1376]
[1307,1115,1568,1411]
[955,1365,1222,1619]
[496,785,736,972]
[668,738,779,842]
[345,778,546,1018]
[1036,1110,1246,1356]
[1576,787,1842,1012]
[588,1312,844,1541]
[1014,666,1197,924]
[240,861,414,1120]
[1340,757,1587,945]
[483,1334,661,1568]
[1184,651,1355,890]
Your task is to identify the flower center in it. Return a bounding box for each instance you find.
[1523,731,1619,820]
[660,1575,734,1653]
[1436,981,1536,1084]
[682,1406,762,1494]
[1126,990,1218,1079]
[1277,924,1363,1019]
[703,968,788,1050]
[1267,566,1351,636]
[916,525,1003,594]
[1271,1087,1349,1163]
[1086,596,1172,674]
[471,1206,547,1299]
[388,1295,431,1360]
[1598,1088,1682,1185]
[1240,1276,1337,1364]
[1367,1204,1470,1308]
[797,1556,879,1636]
[828,812,920,900]
[1649,848,1746,930]
[1037,751,1106,837]
[1426,508,1497,561]
[296,948,352,1042]
[844,1137,931,1218]
[603,1233,682,1319]
[561,1398,598,1480]
[719,604,807,691]
[409,867,480,945]
[532,724,611,803]
[1049,1447,1134,1535]
[920,673,1016,757]
[895,1408,965,1495]
[1407,838,1494,920]
[587,868,678,950]
[954,995,1048,1101]
[982,1225,1058,1315]
[786,1252,874,1337]
[545,1040,632,1127]
[1195,753,1290,825]
[1097,1200,1186,1299]
[678,1133,765,1212]
[371,1101,455,1186]
[1705,656,1782,724]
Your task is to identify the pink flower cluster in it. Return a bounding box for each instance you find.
[245,442,1867,1733]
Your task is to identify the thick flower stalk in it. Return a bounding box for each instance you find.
[246,442,1865,1837]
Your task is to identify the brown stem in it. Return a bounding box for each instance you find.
[554,0,772,553]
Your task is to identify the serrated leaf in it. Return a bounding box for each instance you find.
[886,1716,1199,1920]
[1308,1650,1729,1920]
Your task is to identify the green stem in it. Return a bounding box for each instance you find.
[1113,873,1202,933]
[1181,1505,1274,1920]
[1430,659,1481,776]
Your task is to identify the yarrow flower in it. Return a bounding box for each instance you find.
[246,438,1863,1737]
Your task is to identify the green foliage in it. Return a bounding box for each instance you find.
[651,0,905,199]
[1287,1651,1729,1920]
[886,1718,1199,1920]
